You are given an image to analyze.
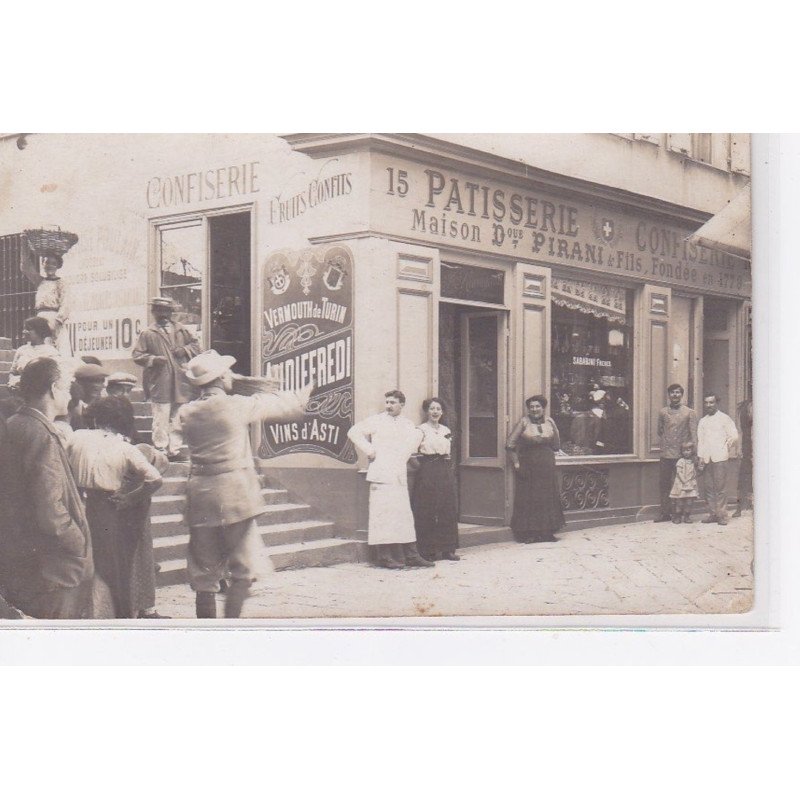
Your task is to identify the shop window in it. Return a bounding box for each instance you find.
[158,221,204,337]
[550,277,635,456]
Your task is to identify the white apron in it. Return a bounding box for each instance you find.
[348,412,423,546]
[368,482,417,545]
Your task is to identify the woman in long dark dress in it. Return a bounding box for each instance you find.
[411,398,460,561]
[66,396,167,619]
[507,394,565,543]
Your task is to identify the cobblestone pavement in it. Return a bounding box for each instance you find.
[156,512,754,620]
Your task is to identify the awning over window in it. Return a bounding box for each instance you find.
[686,184,751,261]
[552,276,627,325]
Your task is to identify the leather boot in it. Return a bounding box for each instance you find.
[196,591,217,619]
[403,542,435,568]
[374,544,405,569]
[224,579,251,618]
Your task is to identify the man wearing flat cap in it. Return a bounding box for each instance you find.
[175,350,312,618]
[69,361,109,431]
[105,372,138,397]
[132,297,201,459]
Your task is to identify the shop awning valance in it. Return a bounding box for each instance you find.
[551,277,628,324]
[686,184,751,261]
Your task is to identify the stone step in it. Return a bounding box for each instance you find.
[255,519,337,546]
[0,337,12,349]
[456,523,513,548]
[135,415,152,432]
[152,486,289,512]
[267,538,368,571]
[155,533,362,586]
[153,519,337,563]
[0,350,14,361]
[150,502,318,538]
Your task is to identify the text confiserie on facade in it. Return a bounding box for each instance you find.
[376,155,751,298]
[258,245,356,463]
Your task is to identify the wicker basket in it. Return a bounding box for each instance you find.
[24,228,79,257]
[231,375,283,396]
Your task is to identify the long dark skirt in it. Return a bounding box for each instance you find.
[85,491,157,619]
[411,457,459,557]
[510,444,565,542]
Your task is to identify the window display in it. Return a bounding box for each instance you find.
[550,277,634,456]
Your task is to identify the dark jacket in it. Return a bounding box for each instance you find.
[0,407,94,598]
[132,322,200,404]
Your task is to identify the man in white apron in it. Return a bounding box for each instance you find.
[348,390,433,569]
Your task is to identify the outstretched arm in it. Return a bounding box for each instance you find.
[245,382,313,424]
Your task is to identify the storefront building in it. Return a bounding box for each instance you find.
[0,133,752,537]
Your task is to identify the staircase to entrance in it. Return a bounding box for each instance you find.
[130,390,368,585]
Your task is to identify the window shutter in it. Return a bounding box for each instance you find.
[668,133,692,155]
[730,134,751,175]
[711,134,730,171]
[634,133,660,145]
[691,134,712,164]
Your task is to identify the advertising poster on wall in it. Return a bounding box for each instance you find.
[258,244,356,462]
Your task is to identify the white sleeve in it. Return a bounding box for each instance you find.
[347,415,377,457]
[125,443,162,484]
[240,391,306,424]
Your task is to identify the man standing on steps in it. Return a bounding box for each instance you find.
[654,384,698,522]
[697,391,738,527]
[348,390,434,570]
[132,297,200,460]
[175,350,312,619]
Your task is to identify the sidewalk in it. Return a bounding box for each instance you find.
[156,512,754,620]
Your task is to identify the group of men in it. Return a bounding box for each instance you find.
[0,297,313,620]
[656,383,741,526]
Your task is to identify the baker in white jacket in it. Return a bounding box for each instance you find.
[347,390,433,569]
[697,392,739,526]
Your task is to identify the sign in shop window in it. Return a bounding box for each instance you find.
[258,245,356,463]
[551,277,634,456]
[441,262,504,305]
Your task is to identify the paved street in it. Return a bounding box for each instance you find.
[156,512,753,619]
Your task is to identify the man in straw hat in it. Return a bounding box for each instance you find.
[132,297,201,459]
[175,350,313,618]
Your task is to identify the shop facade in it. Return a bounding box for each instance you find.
[0,133,751,537]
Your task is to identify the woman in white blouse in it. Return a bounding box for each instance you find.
[411,398,460,561]
[67,396,166,618]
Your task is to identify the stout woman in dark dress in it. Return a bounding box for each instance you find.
[507,394,565,543]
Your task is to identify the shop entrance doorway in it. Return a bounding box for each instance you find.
[702,297,736,414]
[209,212,251,374]
[438,302,508,526]
[155,209,252,375]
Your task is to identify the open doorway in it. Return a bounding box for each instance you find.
[209,212,251,374]
[702,296,735,414]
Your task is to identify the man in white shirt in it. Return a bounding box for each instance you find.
[348,390,433,569]
[697,392,739,526]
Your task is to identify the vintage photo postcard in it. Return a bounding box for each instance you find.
[0,133,753,623]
